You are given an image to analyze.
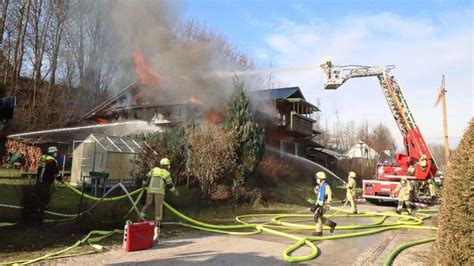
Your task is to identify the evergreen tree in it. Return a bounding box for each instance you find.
[224,77,264,192]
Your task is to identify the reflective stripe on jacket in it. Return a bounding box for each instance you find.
[37,155,58,184]
[146,167,175,195]
[395,182,411,201]
[316,182,332,205]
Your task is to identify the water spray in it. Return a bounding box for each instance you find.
[212,64,322,77]
[7,121,161,139]
[266,146,347,184]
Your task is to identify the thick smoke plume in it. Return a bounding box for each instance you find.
[95,0,254,109]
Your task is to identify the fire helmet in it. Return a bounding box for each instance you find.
[348,171,356,178]
[160,158,171,166]
[47,146,58,154]
[315,172,327,180]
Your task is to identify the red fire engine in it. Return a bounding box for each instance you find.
[321,61,437,202]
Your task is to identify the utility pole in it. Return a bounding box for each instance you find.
[434,75,450,165]
[358,140,364,178]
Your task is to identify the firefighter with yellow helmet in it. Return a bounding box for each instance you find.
[311,171,337,236]
[346,171,358,214]
[394,176,412,214]
[31,146,60,223]
[140,158,179,242]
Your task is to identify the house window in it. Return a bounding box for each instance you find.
[280,140,288,157]
[279,114,286,126]
[295,143,301,156]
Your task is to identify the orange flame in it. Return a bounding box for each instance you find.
[96,118,108,124]
[133,48,161,86]
[189,96,202,105]
[203,109,224,125]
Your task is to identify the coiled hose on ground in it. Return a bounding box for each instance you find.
[0,183,438,265]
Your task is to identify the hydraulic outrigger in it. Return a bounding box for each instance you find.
[321,61,437,202]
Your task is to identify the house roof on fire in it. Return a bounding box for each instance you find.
[248,87,305,100]
[81,80,194,121]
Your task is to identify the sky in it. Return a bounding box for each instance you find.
[182,0,473,148]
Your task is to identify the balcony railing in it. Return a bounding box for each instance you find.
[290,111,314,135]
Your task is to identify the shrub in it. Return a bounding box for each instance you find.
[187,126,236,200]
[437,119,473,265]
[132,126,188,185]
[256,151,293,185]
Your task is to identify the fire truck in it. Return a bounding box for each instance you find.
[321,61,437,202]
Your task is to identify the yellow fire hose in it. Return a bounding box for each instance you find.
[0,183,438,265]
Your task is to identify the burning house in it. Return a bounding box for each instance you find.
[81,50,221,127]
[248,87,342,171]
[249,87,319,157]
[81,81,203,126]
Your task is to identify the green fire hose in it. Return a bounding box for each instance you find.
[0,183,438,265]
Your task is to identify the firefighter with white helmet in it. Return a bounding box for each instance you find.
[140,158,179,242]
[346,171,358,214]
[394,176,412,214]
[311,171,337,236]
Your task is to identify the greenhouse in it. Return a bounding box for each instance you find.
[71,134,142,187]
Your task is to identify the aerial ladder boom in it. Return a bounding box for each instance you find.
[320,61,437,182]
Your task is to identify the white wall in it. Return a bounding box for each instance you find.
[344,142,379,160]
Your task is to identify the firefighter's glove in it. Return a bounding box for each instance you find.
[306,198,316,205]
[311,204,323,213]
[173,190,179,196]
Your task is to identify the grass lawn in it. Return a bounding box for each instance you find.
[0,167,36,177]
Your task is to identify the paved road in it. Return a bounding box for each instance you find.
[57,204,437,266]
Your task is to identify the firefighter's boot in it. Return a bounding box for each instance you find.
[328,221,337,233]
[312,231,322,236]
[153,224,160,243]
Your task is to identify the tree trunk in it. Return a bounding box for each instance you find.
[13,0,30,91]
[0,0,10,46]
[49,6,64,86]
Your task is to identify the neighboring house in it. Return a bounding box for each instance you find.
[248,87,319,157]
[344,141,380,160]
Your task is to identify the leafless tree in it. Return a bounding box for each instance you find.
[0,0,10,46]
[12,1,31,90]
[428,143,450,171]
[366,122,396,158]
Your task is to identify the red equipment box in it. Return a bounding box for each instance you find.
[123,221,155,252]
